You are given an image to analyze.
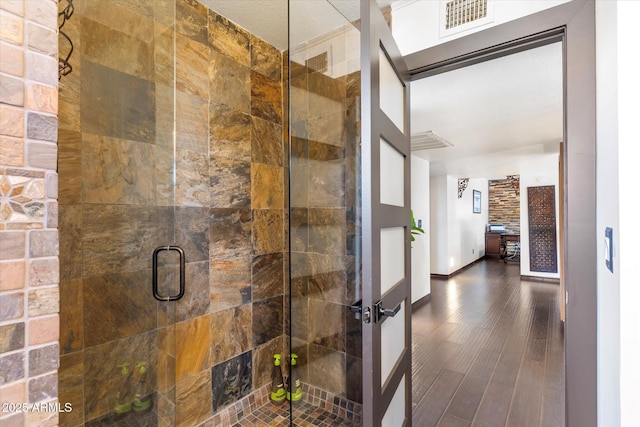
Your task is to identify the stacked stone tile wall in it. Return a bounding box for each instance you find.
[488,179,520,233]
[0,1,60,426]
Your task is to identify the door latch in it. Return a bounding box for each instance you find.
[349,300,371,324]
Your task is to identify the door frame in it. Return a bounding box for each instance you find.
[404,1,597,426]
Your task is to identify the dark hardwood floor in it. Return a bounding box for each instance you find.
[411,260,565,427]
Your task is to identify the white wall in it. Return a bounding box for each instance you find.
[519,157,560,279]
[411,155,430,303]
[595,2,620,425]
[616,3,640,426]
[429,175,449,274]
[392,0,571,55]
[430,175,488,275]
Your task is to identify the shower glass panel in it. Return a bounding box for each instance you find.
[289,1,363,424]
[58,0,180,425]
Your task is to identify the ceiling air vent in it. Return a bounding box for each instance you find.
[445,0,488,29]
[411,131,453,151]
[306,52,328,74]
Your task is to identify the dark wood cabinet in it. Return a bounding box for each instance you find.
[485,232,502,259]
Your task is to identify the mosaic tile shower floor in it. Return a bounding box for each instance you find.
[236,401,359,426]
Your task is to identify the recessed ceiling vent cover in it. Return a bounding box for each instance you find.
[445,0,488,29]
[306,51,329,73]
[411,131,454,151]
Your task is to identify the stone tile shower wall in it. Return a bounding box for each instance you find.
[56,0,284,426]
[488,179,520,233]
[0,1,60,426]
[289,45,363,403]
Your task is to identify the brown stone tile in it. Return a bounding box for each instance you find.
[0,352,24,385]
[210,209,252,260]
[209,304,252,365]
[309,300,345,352]
[307,72,345,118]
[58,205,81,281]
[75,0,153,41]
[81,133,154,205]
[209,50,250,115]
[208,10,250,67]
[176,33,209,99]
[210,103,251,161]
[251,163,283,210]
[308,344,346,397]
[82,205,171,277]
[210,257,251,314]
[83,330,158,420]
[154,27,175,89]
[176,369,212,426]
[251,35,281,82]
[176,261,210,322]
[251,117,283,167]
[80,60,155,143]
[308,159,345,208]
[290,288,309,343]
[57,130,81,205]
[59,278,82,354]
[346,355,363,404]
[251,71,282,125]
[308,208,346,255]
[176,148,210,207]
[27,286,58,317]
[252,336,284,389]
[290,74,308,123]
[25,83,57,114]
[290,164,308,209]
[0,292,23,321]
[152,145,175,206]
[210,156,251,209]
[83,269,155,347]
[252,209,283,255]
[175,90,209,154]
[308,111,347,148]
[176,0,209,45]
[307,253,346,305]
[252,295,283,347]
[175,206,210,263]
[28,343,59,376]
[251,253,284,301]
[176,315,210,381]
[28,372,57,403]
[80,17,152,79]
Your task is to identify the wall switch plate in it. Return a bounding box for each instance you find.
[417,219,422,228]
[605,227,613,273]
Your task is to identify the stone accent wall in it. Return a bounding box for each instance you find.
[0,1,60,426]
[56,1,285,426]
[488,179,520,233]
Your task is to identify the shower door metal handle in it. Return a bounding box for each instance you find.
[152,246,185,301]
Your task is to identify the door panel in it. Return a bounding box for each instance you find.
[361,0,412,425]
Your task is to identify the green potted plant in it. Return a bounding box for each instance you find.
[411,210,425,242]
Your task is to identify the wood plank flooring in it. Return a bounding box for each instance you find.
[412,260,565,427]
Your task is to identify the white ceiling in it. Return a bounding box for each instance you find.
[410,42,563,178]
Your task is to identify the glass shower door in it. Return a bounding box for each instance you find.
[57,1,180,425]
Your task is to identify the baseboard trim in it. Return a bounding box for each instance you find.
[430,256,486,280]
[520,275,560,284]
[412,293,431,309]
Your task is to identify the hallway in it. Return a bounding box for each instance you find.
[411,261,564,427]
